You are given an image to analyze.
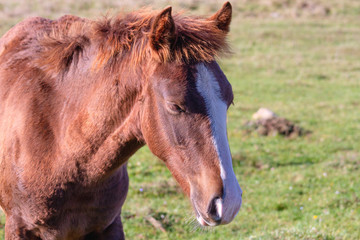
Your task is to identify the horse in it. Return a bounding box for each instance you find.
[0,2,242,239]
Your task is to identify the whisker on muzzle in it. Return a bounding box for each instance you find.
[184,213,217,233]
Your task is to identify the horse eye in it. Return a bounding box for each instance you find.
[166,102,185,114]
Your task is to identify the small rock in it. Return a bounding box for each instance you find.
[252,108,277,120]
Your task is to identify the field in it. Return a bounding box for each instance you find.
[1,0,360,239]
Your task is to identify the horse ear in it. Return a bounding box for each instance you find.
[150,6,176,56]
[208,2,232,33]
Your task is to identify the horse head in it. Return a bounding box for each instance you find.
[140,2,242,226]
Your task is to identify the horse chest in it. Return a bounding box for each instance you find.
[19,166,129,238]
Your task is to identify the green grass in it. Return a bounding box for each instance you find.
[1,0,360,239]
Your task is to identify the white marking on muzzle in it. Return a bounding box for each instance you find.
[195,63,242,224]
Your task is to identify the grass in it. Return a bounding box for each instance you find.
[1,0,360,239]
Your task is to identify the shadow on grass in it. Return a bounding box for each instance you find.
[232,153,315,169]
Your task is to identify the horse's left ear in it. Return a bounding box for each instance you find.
[150,6,176,61]
[208,2,232,33]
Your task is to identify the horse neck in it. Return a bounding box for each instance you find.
[57,58,146,175]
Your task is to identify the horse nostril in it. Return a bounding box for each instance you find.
[207,196,222,224]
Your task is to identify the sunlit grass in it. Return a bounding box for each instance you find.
[1,0,360,239]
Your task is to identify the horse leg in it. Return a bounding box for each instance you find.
[84,216,125,240]
[5,216,41,240]
[100,216,125,240]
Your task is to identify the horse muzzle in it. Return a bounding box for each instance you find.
[192,185,242,226]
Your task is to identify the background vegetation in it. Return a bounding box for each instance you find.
[1,0,359,239]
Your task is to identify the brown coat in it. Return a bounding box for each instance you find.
[0,2,238,239]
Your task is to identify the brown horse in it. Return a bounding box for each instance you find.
[0,2,242,239]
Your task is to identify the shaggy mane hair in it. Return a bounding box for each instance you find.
[38,8,230,73]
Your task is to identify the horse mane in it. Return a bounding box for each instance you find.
[38,8,230,74]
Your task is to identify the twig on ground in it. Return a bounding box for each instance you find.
[145,215,167,233]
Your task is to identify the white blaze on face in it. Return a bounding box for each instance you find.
[195,63,242,224]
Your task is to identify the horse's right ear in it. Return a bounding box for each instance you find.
[150,6,176,62]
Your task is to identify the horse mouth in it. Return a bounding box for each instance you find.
[192,201,220,227]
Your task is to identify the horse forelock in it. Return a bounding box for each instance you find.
[35,8,230,75]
